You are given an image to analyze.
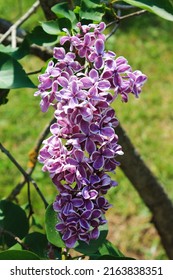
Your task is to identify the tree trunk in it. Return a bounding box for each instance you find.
[116,124,173,259]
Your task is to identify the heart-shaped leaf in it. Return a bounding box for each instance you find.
[0,200,29,247]
[45,204,65,248]
[0,52,36,89]
[0,250,40,260]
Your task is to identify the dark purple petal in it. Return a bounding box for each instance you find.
[94,155,104,170]
[90,227,100,239]
[80,218,90,230]
[97,196,106,207]
[56,223,65,231]
[91,209,101,219]
[95,39,104,55]
[101,70,113,79]
[63,202,73,215]
[72,133,86,143]
[66,157,78,166]
[96,101,109,109]
[81,210,91,219]
[85,200,94,210]
[90,174,100,184]
[65,235,78,248]
[104,158,119,171]
[102,148,114,158]
[62,229,72,240]
[74,149,84,162]
[78,165,87,178]
[79,233,90,243]
[80,119,89,135]
[94,56,103,69]
[90,123,99,134]
[64,172,75,184]
[101,174,111,186]
[85,138,96,154]
[101,127,114,137]
[72,198,84,207]
[90,220,99,227]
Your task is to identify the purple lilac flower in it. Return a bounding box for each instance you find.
[35,21,147,248]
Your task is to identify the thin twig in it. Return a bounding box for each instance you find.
[0,227,29,250]
[107,9,147,29]
[27,181,34,219]
[0,33,53,61]
[106,9,121,40]
[117,9,147,21]
[0,142,48,208]
[0,0,40,44]
[6,117,55,202]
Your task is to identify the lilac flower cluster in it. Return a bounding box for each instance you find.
[35,22,147,248]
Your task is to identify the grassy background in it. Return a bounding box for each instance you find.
[1,1,173,259]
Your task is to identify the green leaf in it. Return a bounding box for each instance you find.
[12,37,31,60]
[42,18,72,36]
[0,200,29,247]
[8,232,50,259]
[24,232,48,259]
[0,52,36,89]
[89,239,124,260]
[123,0,173,21]
[74,221,108,255]
[51,2,77,24]
[42,20,62,35]
[97,239,124,257]
[58,18,73,33]
[0,41,30,60]
[28,26,58,46]
[0,250,40,260]
[45,204,65,248]
[0,44,18,54]
[79,0,104,22]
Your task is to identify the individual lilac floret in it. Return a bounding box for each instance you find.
[35,21,147,248]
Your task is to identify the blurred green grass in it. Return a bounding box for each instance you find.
[1,2,173,259]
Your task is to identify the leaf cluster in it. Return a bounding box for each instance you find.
[0,200,131,260]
